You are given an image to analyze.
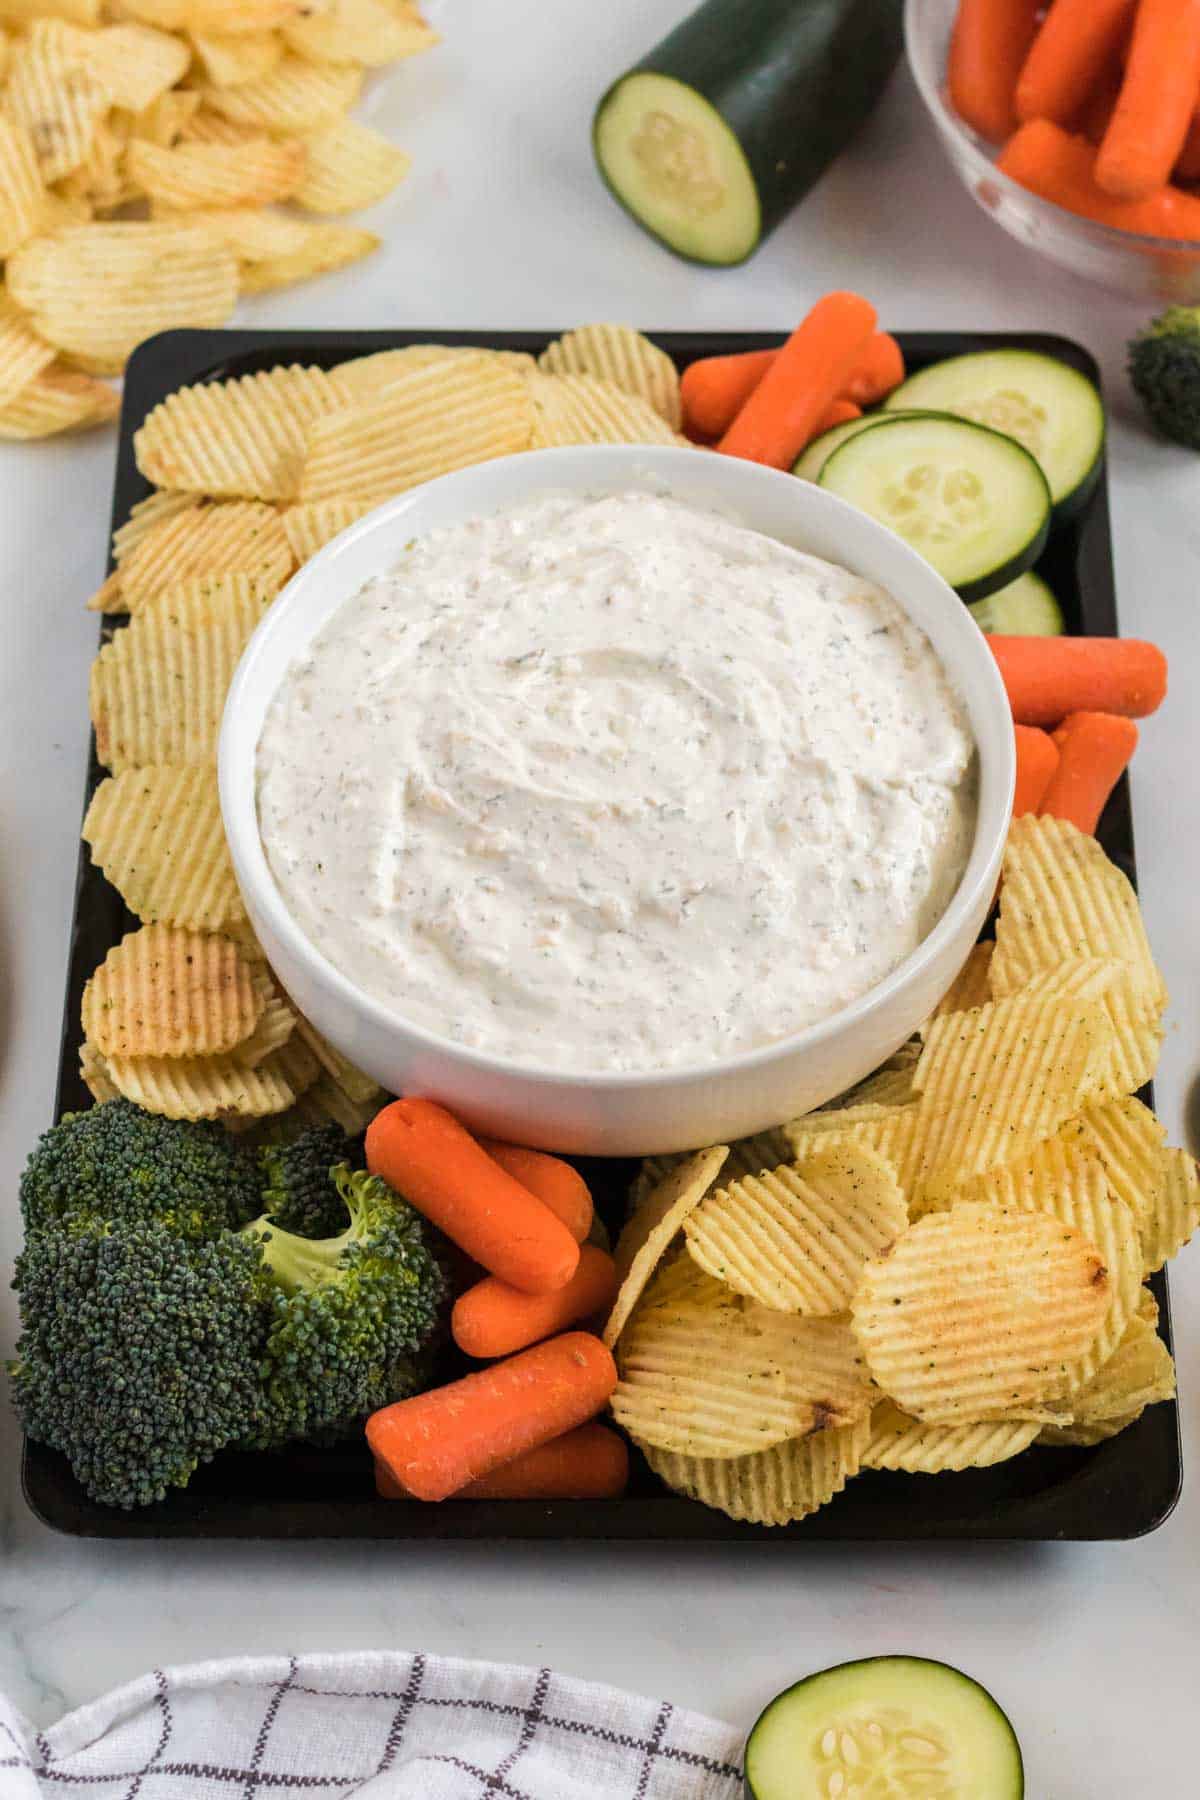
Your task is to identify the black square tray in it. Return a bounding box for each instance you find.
[22,326,1182,1541]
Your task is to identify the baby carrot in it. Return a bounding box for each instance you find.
[949,0,1041,142]
[366,1098,580,1295]
[1040,710,1139,833]
[680,348,775,438]
[812,397,862,436]
[842,332,906,406]
[375,1422,629,1501]
[1175,106,1200,182]
[1015,0,1135,127]
[988,635,1167,727]
[367,1332,618,1502]
[998,120,1200,238]
[718,292,876,469]
[452,1245,620,1360]
[1096,0,1200,201]
[1013,723,1060,816]
[680,333,902,439]
[474,1139,593,1243]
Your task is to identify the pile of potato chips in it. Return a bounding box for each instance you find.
[78,326,691,1131]
[606,816,1196,1526]
[0,0,436,439]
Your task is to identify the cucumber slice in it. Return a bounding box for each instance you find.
[817,413,1052,603]
[969,570,1065,636]
[744,1657,1024,1800]
[885,349,1104,518]
[592,0,903,267]
[792,408,934,481]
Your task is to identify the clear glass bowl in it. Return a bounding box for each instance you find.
[906,0,1200,302]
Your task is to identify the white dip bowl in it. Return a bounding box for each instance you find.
[219,445,1014,1156]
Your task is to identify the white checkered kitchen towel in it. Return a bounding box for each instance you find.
[0,1653,744,1800]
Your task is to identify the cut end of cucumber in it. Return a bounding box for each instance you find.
[744,1656,1024,1800]
[817,412,1051,603]
[593,72,760,266]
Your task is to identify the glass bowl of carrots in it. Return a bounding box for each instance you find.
[907,0,1200,300]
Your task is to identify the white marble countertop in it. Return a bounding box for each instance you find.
[2,2,1198,1789]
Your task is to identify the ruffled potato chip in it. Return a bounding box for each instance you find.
[863,1400,1040,1473]
[104,1031,318,1121]
[281,497,371,562]
[283,0,437,67]
[116,500,294,609]
[684,1143,907,1316]
[0,116,46,260]
[6,222,237,373]
[197,53,361,135]
[127,136,306,209]
[0,361,117,437]
[613,1271,873,1458]
[539,324,682,430]
[83,763,245,932]
[604,1146,728,1349]
[134,363,351,500]
[82,923,261,1058]
[188,28,283,89]
[851,1203,1113,1422]
[4,34,110,183]
[643,1415,870,1526]
[300,353,533,504]
[1139,1146,1200,1275]
[929,941,993,1022]
[293,115,409,213]
[1017,958,1161,1096]
[527,370,683,449]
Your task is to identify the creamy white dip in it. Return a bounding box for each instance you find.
[257,492,976,1072]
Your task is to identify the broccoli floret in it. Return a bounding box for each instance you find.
[258,1123,361,1238]
[19,1099,261,1240]
[243,1163,447,1447]
[10,1221,272,1510]
[1129,307,1200,449]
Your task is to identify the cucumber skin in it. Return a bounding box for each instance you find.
[743,1656,1024,1800]
[593,0,903,266]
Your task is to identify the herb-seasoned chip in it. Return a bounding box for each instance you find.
[197,54,361,136]
[6,223,237,374]
[117,500,294,610]
[851,1203,1113,1423]
[1050,1310,1176,1430]
[90,572,274,769]
[929,941,993,1021]
[1140,1146,1200,1275]
[527,370,683,449]
[4,35,111,183]
[992,814,1167,1010]
[283,0,437,66]
[603,1146,728,1349]
[294,115,409,213]
[127,137,306,210]
[0,291,58,408]
[282,497,371,562]
[84,763,245,933]
[0,361,117,437]
[110,488,195,565]
[300,353,534,504]
[627,1126,793,1218]
[957,1143,1140,1387]
[1058,1096,1167,1231]
[0,116,46,259]
[613,1271,873,1457]
[82,923,262,1059]
[863,1401,1040,1473]
[104,1032,317,1120]
[540,325,683,430]
[685,1144,907,1316]
[189,29,283,89]
[643,1415,870,1526]
[1018,958,1161,1096]
[134,364,350,500]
